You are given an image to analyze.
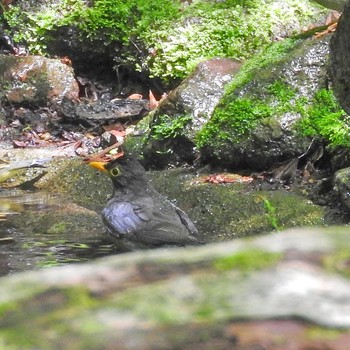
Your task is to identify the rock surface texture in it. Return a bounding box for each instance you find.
[0,227,350,349]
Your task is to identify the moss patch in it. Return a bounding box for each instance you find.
[2,0,325,82]
[296,89,350,149]
[213,249,282,272]
[0,286,100,348]
[195,61,299,148]
[306,326,344,341]
[323,249,350,278]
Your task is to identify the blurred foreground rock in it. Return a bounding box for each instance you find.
[1,227,350,349]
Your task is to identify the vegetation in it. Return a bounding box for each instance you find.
[152,114,192,140]
[1,0,325,82]
[256,195,280,230]
[144,0,323,81]
[195,33,350,152]
[195,78,297,148]
[296,89,350,149]
[213,249,282,272]
[2,0,181,59]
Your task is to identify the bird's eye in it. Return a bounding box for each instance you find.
[110,166,121,177]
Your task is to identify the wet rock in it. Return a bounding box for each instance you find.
[142,58,242,168]
[199,36,331,170]
[0,149,326,240]
[1,227,350,349]
[330,1,350,114]
[12,156,324,240]
[333,167,350,209]
[0,54,79,107]
[142,37,333,171]
[57,97,149,132]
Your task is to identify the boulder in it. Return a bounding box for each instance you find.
[0,55,79,107]
[142,58,241,168]
[142,36,334,171]
[1,227,350,349]
[330,1,350,113]
[198,36,331,170]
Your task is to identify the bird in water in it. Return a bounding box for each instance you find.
[89,155,201,249]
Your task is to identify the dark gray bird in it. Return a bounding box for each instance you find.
[89,156,201,248]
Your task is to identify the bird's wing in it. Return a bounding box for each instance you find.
[174,206,199,237]
[102,201,149,235]
[133,205,200,246]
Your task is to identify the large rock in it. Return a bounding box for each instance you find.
[1,227,350,349]
[330,1,350,114]
[142,58,242,168]
[0,55,79,107]
[198,36,331,170]
[142,36,333,171]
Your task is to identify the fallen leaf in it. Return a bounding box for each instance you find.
[127,94,143,100]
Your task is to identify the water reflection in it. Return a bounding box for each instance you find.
[0,189,118,276]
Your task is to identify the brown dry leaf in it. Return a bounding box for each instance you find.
[127,94,143,100]
[149,90,158,110]
[195,173,253,184]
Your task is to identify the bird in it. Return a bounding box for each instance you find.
[89,155,201,248]
[0,158,49,183]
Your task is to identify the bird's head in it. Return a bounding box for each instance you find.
[89,156,147,189]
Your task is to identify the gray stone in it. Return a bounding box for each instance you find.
[330,1,350,113]
[1,227,350,349]
[0,54,79,106]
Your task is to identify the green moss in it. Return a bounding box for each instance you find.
[0,286,99,347]
[152,114,192,140]
[306,326,343,340]
[195,97,271,147]
[225,38,301,94]
[47,222,67,234]
[3,0,181,56]
[296,89,350,149]
[0,301,18,317]
[213,249,282,272]
[323,249,350,278]
[196,47,350,152]
[195,79,296,148]
[2,0,324,81]
[145,0,322,81]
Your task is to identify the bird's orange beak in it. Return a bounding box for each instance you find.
[89,161,108,173]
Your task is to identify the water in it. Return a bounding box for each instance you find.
[0,189,118,276]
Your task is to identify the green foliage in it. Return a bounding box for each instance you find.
[152,114,192,140]
[214,249,282,272]
[225,38,301,94]
[296,89,350,148]
[194,39,301,150]
[144,0,321,81]
[3,0,87,54]
[256,195,280,230]
[2,0,324,81]
[3,0,181,57]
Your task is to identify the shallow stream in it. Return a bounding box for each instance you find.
[0,189,117,276]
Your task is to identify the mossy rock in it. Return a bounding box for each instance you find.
[196,36,334,170]
[1,155,326,242]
